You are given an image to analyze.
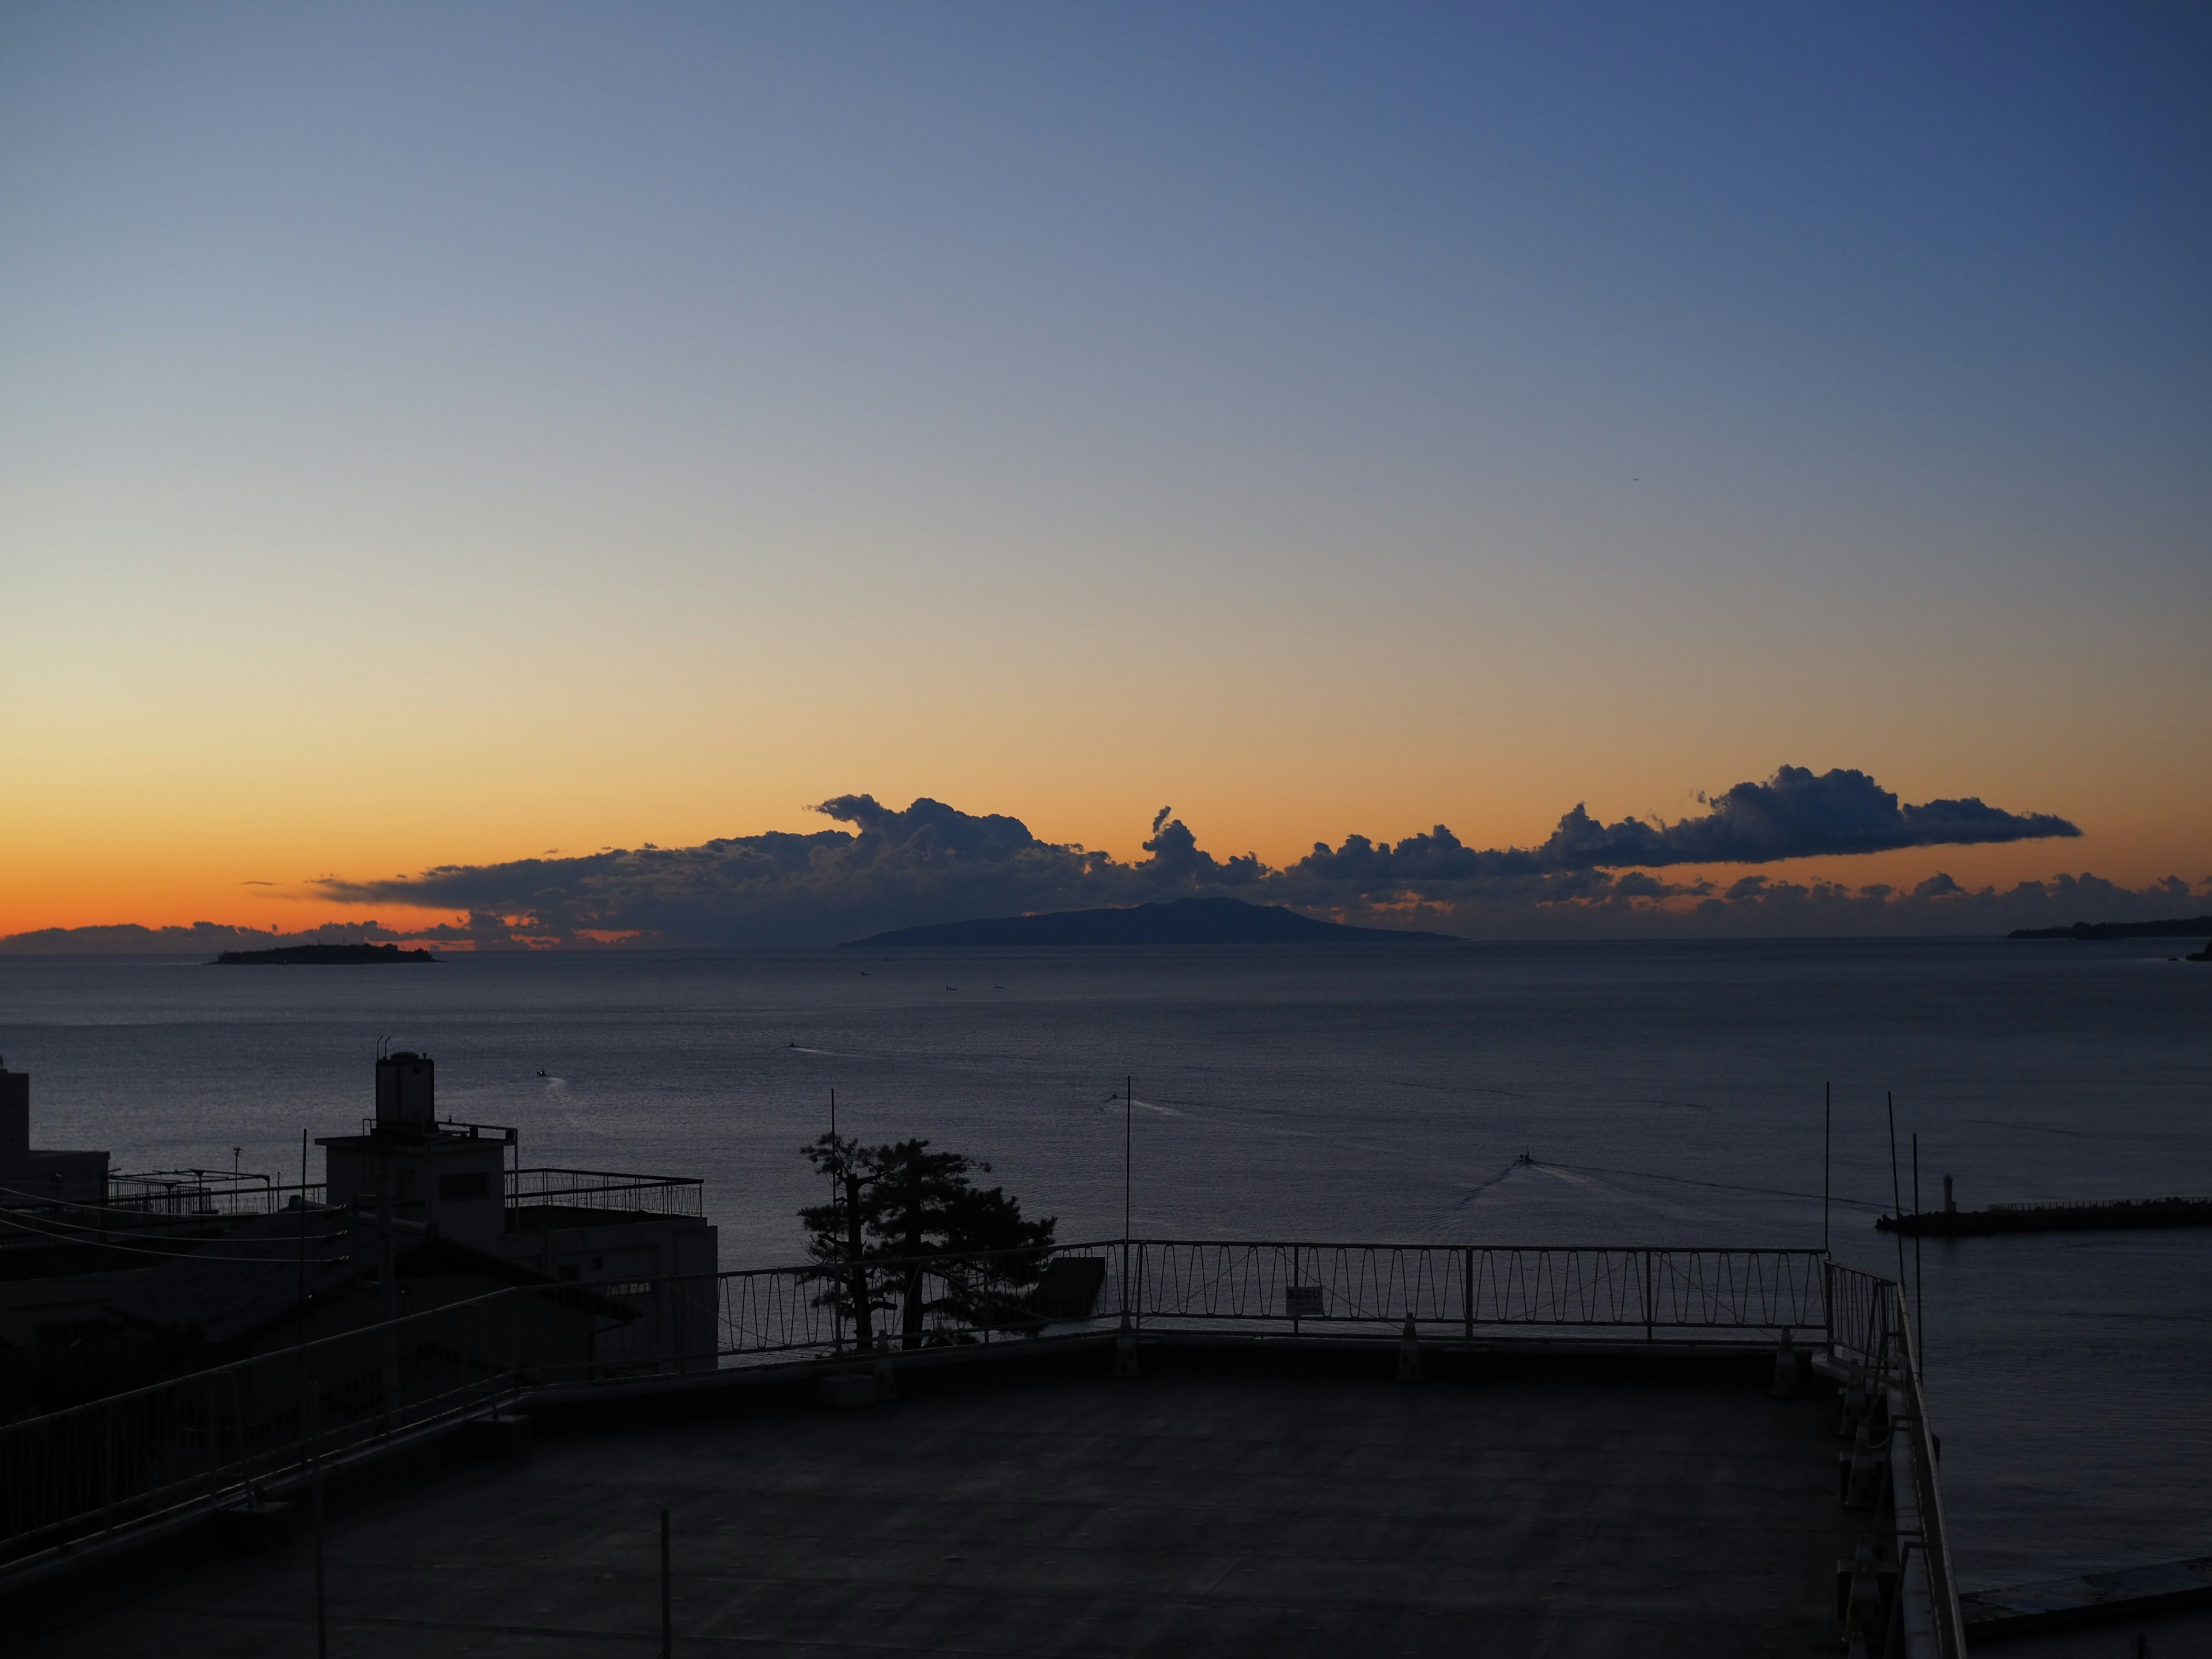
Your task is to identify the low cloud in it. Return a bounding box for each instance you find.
[279,764,2118,947]
[1343,765,2078,876]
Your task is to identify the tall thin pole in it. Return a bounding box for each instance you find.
[297,1128,310,1349]
[308,1382,327,1659]
[1123,1075,1133,1319]
[660,1507,672,1659]
[1886,1092,1907,1320]
[1912,1131,1925,1378]
[1822,1083,1831,1256]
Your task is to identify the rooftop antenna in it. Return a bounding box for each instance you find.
[1822,1083,1831,1256]
[1912,1131,1925,1378]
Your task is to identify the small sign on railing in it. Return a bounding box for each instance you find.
[1285,1285,1325,1319]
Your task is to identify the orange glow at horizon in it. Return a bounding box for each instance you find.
[3,752,2198,940]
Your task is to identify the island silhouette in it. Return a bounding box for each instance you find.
[2009,915,2212,940]
[842,896,1463,948]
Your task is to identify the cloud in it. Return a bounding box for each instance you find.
[298,791,1294,949]
[1525,766,2078,869]
[256,763,2111,948]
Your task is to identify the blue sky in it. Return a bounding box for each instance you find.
[2,3,2206,935]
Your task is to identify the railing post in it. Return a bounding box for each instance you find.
[659,1506,672,1659]
[1823,1259,1835,1361]
[1642,1251,1654,1343]
[1463,1246,1474,1348]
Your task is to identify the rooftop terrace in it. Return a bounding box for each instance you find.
[25,1346,1862,1659]
[1,1242,1962,1657]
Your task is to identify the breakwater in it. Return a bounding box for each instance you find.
[1878,1196,2212,1237]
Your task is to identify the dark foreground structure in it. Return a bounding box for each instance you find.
[2,1241,1963,1657]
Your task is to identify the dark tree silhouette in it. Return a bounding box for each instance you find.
[800,1134,1056,1350]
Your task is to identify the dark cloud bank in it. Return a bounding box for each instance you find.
[7,766,2193,953]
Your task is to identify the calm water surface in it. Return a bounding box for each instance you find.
[1,938,2206,1588]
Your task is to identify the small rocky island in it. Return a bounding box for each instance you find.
[213,943,439,965]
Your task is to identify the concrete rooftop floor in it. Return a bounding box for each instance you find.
[26,1352,1866,1658]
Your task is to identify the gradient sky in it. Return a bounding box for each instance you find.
[3,3,2207,936]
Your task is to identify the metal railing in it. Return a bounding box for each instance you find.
[0,1285,592,1566]
[1125,1242,1827,1339]
[0,1235,1961,1653]
[103,1175,323,1218]
[1826,1260,1966,1659]
[506,1168,705,1219]
[701,1240,1119,1363]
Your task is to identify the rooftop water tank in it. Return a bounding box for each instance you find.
[375,1052,435,1132]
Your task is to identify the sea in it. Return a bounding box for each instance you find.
[2,938,2206,1590]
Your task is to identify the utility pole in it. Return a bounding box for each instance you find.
[1124,1076,1132,1247]
[1912,1132,1925,1378]
[1886,1093,1908,1331]
[1123,1075,1133,1315]
[307,1382,327,1659]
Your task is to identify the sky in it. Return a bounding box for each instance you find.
[2,3,2207,944]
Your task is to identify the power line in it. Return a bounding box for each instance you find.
[1541,1158,1889,1212]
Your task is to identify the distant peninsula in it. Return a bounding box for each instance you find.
[843,896,1464,948]
[213,944,440,965]
[2008,915,2212,941]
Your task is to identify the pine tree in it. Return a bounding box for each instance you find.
[798,1134,1056,1350]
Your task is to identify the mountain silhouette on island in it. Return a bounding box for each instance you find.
[843,896,1463,948]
